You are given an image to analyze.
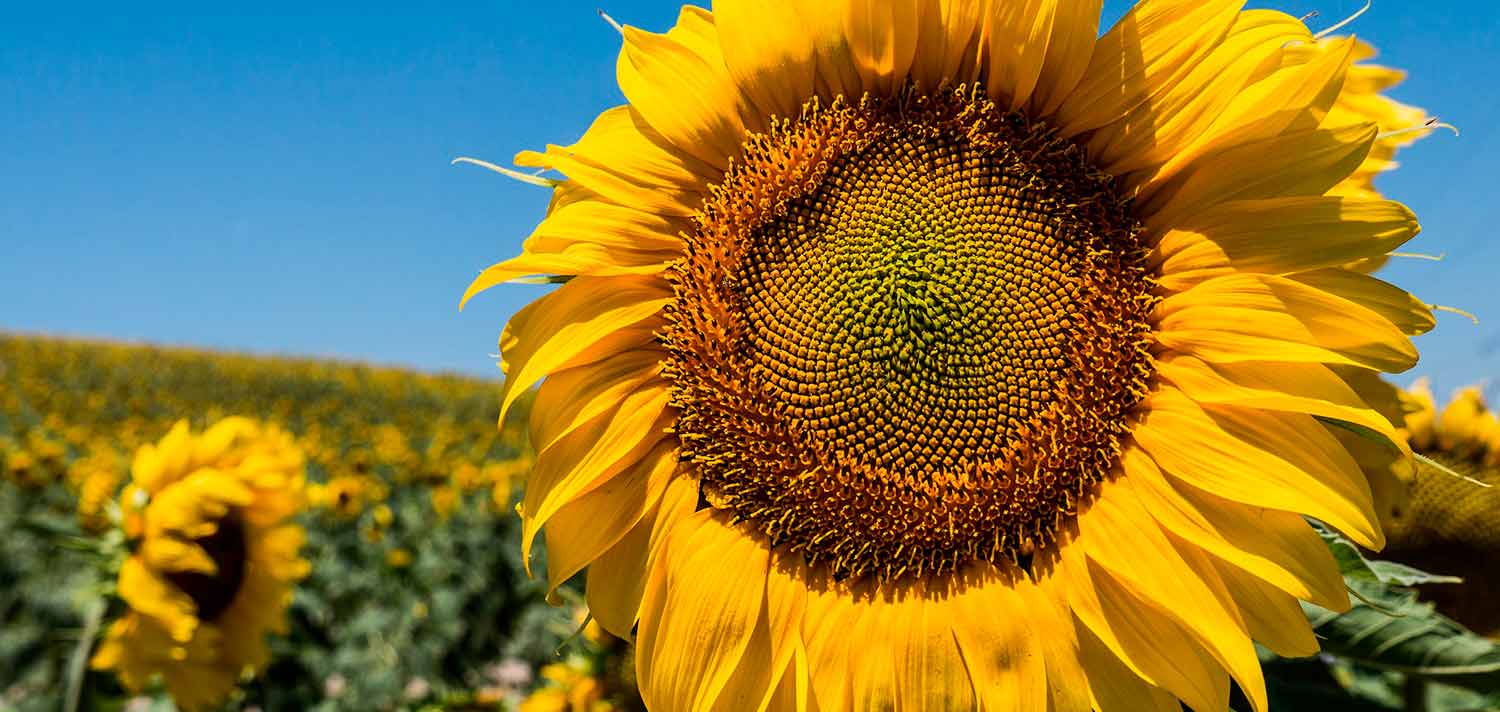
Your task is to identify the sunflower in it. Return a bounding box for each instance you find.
[462,2,1434,709]
[91,417,310,711]
[1380,381,1500,636]
[1326,40,1434,202]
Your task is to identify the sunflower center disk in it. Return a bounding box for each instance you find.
[664,89,1156,580]
[165,511,248,621]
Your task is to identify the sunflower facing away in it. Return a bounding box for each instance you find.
[461,2,1438,709]
[1381,381,1500,637]
[91,417,310,711]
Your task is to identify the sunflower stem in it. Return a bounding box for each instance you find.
[64,597,105,712]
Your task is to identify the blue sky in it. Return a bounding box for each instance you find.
[3,1,1498,399]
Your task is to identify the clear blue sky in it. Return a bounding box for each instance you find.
[4,1,1497,399]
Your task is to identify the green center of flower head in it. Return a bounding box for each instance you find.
[663,87,1158,581]
[166,511,247,621]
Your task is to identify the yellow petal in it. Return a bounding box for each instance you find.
[949,563,1046,712]
[542,440,678,594]
[585,474,698,638]
[1290,268,1436,336]
[1154,272,1417,373]
[1060,539,1231,712]
[891,583,976,712]
[1026,0,1103,118]
[1151,196,1420,292]
[496,275,671,424]
[711,589,778,712]
[461,248,673,308]
[529,349,665,455]
[1053,0,1241,138]
[520,383,673,565]
[636,512,771,712]
[983,0,1055,110]
[842,0,921,96]
[1080,480,1267,712]
[910,0,986,90]
[618,8,747,169]
[1140,123,1376,226]
[1018,569,1093,712]
[515,106,708,217]
[1088,9,1311,176]
[710,0,819,122]
[1143,35,1355,185]
[1206,554,1321,658]
[803,573,857,712]
[1075,623,1184,712]
[1154,353,1404,451]
[525,182,686,255]
[846,583,900,712]
[117,556,199,643]
[1135,387,1383,548]
[757,550,810,712]
[1124,444,1351,610]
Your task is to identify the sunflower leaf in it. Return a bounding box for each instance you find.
[1366,560,1464,587]
[1308,520,1461,586]
[1316,416,1404,456]
[1304,580,1500,692]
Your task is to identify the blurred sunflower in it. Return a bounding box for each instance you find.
[464,2,1434,710]
[520,660,612,712]
[1382,381,1500,636]
[308,471,387,519]
[70,448,126,531]
[91,417,310,711]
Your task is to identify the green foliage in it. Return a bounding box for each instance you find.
[1264,522,1500,711]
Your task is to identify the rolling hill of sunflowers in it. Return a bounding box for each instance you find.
[0,333,644,711]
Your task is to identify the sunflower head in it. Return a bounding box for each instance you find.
[465,2,1434,709]
[1374,382,1500,636]
[91,417,310,711]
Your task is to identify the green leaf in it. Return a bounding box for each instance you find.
[1305,579,1500,692]
[1310,520,1462,586]
[1318,416,1403,456]
[1367,560,1464,587]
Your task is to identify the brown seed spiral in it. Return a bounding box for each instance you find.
[662,87,1156,581]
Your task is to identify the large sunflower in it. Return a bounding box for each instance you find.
[463,2,1435,709]
[1381,381,1500,636]
[91,417,309,711]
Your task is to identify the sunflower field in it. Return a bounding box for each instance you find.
[0,334,643,711]
[4,339,1500,712]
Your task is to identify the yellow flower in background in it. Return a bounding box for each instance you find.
[386,547,414,568]
[431,484,459,520]
[1326,40,1435,202]
[463,1,1434,709]
[362,502,397,543]
[91,417,310,711]
[308,471,388,519]
[453,461,487,491]
[71,449,126,531]
[519,660,613,712]
[1380,381,1500,636]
